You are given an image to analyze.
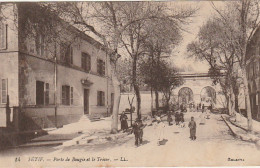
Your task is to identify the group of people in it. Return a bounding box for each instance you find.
[120,110,197,147]
[120,111,146,146]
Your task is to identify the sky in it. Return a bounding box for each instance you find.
[170,1,224,73]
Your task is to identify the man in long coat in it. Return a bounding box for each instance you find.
[132,118,145,146]
[188,116,196,140]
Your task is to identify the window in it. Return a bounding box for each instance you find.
[62,85,73,105]
[1,79,7,104]
[36,34,45,56]
[97,91,105,106]
[81,52,91,72]
[0,22,7,50]
[61,43,73,65]
[45,83,49,105]
[97,59,105,76]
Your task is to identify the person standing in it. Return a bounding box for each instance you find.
[132,118,145,146]
[180,112,184,122]
[188,116,197,140]
[120,112,128,132]
[202,104,205,113]
[167,111,173,126]
[175,112,180,125]
[154,117,166,145]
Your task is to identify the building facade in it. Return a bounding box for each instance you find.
[245,28,260,121]
[0,3,117,130]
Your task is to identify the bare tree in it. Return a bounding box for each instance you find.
[209,0,260,131]
[187,17,241,116]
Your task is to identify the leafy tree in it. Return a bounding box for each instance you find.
[140,59,183,110]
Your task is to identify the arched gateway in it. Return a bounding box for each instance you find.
[172,72,225,108]
[178,87,193,105]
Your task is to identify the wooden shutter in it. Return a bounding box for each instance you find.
[0,23,7,50]
[97,59,101,75]
[70,87,73,105]
[102,61,105,75]
[87,54,91,72]
[81,53,86,70]
[62,85,66,105]
[70,46,73,64]
[102,92,105,106]
[45,83,49,105]
[97,91,100,106]
[1,79,7,104]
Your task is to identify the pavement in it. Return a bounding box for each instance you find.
[222,114,260,149]
[1,111,260,167]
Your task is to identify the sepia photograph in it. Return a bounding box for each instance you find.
[0,0,260,167]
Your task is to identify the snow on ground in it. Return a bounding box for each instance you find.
[234,113,260,133]
[48,115,112,135]
[41,112,260,167]
[1,112,260,167]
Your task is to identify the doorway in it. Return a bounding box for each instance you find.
[84,89,89,114]
[36,81,44,105]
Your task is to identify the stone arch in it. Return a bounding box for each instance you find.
[200,86,216,104]
[178,87,193,105]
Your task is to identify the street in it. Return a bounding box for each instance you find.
[2,112,259,167]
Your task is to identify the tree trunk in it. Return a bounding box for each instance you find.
[240,0,252,131]
[241,68,253,131]
[230,88,236,115]
[235,93,239,112]
[155,89,159,110]
[228,96,232,115]
[166,96,170,111]
[132,55,141,119]
[151,87,153,112]
[111,69,121,134]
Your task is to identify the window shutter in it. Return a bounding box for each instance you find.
[87,55,91,72]
[1,79,7,104]
[102,61,105,75]
[45,83,49,105]
[102,92,105,106]
[40,35,45,56]
[97,60,100,75]
[70,87,73,105]
[81,53,86,70]
[0,23,7,50]
[97,91,100,106]
[70,46,73,64]
[62,85,66,105]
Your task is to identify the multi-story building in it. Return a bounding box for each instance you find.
[0,3,118,130]
[245,27,260,121]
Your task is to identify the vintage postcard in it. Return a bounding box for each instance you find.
[0,1,260,167]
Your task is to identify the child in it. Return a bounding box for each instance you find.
[188,116,197,140]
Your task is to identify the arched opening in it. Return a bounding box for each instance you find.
[200,86,216,107]
[178,87,193,106]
